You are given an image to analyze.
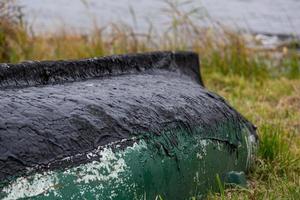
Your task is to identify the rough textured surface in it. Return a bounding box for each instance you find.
[0,51,257,183]
[1,129,255,200]
[0,51,202,88]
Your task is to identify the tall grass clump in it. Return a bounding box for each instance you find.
[256,124,298,185]
[201,33,270,79]
[258,124,289,161]
[0,0,30,62]
[282,52,300,79]
[0,0,298,80]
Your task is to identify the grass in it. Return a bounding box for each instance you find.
[0,0,300,199]
[206,74,300,200]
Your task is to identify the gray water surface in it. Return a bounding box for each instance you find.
[20,0,300,36]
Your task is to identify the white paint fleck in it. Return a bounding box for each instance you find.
[1,143,134,199]
[75,147,127,184]
[196,153,203,160]
[245,133,257,170]
[2,173,57,200]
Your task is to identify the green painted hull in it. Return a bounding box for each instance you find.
[0,52,258,199]
[0,125,257,200]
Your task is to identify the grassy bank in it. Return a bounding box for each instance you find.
[206,75,300,199]
[1,0,299,199]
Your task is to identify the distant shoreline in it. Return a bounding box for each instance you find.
[21,0,300,37]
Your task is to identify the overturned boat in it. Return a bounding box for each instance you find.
[0,51,258,199]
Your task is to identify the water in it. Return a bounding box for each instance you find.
[20,0,300,36]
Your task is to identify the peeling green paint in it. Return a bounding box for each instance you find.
[0,124,257,200]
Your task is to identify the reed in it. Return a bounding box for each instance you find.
[0,0,299,80]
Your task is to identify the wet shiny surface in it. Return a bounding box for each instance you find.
[0,70,252,180]
[0,52,256,182]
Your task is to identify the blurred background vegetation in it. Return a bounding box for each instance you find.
[0,0,299,199]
